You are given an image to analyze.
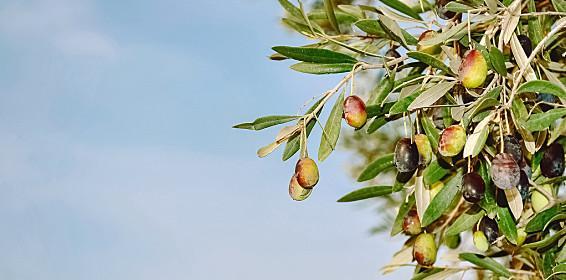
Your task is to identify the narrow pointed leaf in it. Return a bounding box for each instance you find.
[234,115,301,130]
[408,81,456,111]
[391,195,415,236]
[272,46,357,64]
[489,47,507,76]
[380,0,422,20]
[459,253,511,277]
[318,92,344,161]
[337,185,395,202]
[323,0,341,33]
[497,206,518,244]
[524,108,566,132]
[290,62,354,74]
[357,153,395,182]
[422,171,463,227]
[517,80,566,99]
[445,208,485,236]
[407,51,454,74]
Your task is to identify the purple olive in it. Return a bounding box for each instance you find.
[394,138,419,173]
[503,135,522,164]
[541,143,565,178]
[491,153,520,190]
[462,172,485,203]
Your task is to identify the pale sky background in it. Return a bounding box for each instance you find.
[0,1,411,279]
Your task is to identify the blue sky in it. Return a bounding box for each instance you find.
[0,1,410,279]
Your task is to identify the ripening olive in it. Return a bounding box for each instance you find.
[289,174,312,201]
[541,143,565,178]
[462,172,485,203]
[385,48,403,70]
[459,50,488,89]
[473,230,489,252]
[415,134,433,167]
[394,138,419,173]
[436,0,456,20]
[479,217,499,243]
[491,153,520,190]
[343,95,367,129]
[532,184,552,212]
[517,35,533,57]
[518,171,530,201]
[438,125,466,157]
[295,157,319,189]
[444,234,461,249]
[503,135,522,164]
[413,233,437,266]
[403,209,422,235]
[417,30,441,55]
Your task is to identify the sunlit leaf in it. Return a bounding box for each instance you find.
[517,80,566,99]
[337,185,395,202]
[318,92,344,161]
[422,171,463,227]
[524,108,566,132]
[272,46,358,64]
[408,81,456,111]
[459,253,511,277]
[290,62,354,74]
[357,153,395,182]
[234,115,301,130]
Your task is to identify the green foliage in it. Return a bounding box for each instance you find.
[236,0,566,278]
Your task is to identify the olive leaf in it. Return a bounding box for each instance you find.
[357,153,395,182]
[377,14,408,48]
[504,187,523,220]
[390,90,422,114]
[366,116,388,134]
[318,92,344,161]
[419,21,467,46]
[407,51,455,75]
[272,46,358,64]
[444,2,473,12]
[422,171,463,227]
[459,253,512,278]
[421,116,439,151]
[526,205,560,232]
[500,0,521,44]
[234,115,302,130]
[445,208,485,236]
[463,111,493,158]
[355,19,388,37]
[423,161,450,185]
[290,62,354,74]
[337,185,395,202]
[282,99,324,161]
[415,175,430,221]
[379,0,422,20]
[367,75,394,106]
[497,206,518,244]
[323,0,340,33]
[517,80,566,99]
[489,47,507,76]
[524,108,566,132]
[408,81,456,111]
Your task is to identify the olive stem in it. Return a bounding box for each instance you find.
[508,19,566,106]
[381,263,536,276]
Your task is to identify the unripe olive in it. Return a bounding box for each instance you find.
[532,184,552,212]
[462,172,485,203]
[289,174,312,201]
[438,125,466,157]
[541,143,565,178]
[295,157,319,189]
[479,217,499,243]
[415,134,433,167]
[444,234,461,249]
[413,233,437,266]
[491,153,520,190]
[394,138,419,173]
[473,230,489,252]
[343,95,367,129]
[385,48,403,70]
[517,35,533,57]
[503,135,522,164]
[417,30,441,55]
[459,50,488,89]
[403,209,422,235]
[436,0,456,20]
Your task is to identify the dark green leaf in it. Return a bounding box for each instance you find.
[380,0,422,20]
[337,185,395,202]
[459,253,511,277]
[389,90,422,115]
[444,2,474,12]
[478,160,497,215]
[527,0,544,45]
[445,208,485,236]
[422,171,463,227]
[524,108,566,132]
[497,207,518,244]
[421,116,439,151]
[391,195,415,236]
[423,161,451,185]
[318,92,344,161]
[355,19,388,37]
[290,62,354,74]
[517,80,566,99]
[323,0,341,33]
[524,227,566,248]
[357,153,395,182]
[366,116,388,134]
[407,51,454,75]
[233,115,301,130]
[272,46,358,64]
[278,0,304,20]
[377,14,408,48]
[489,47,507,76]
[526,205,560,232]
[367,75,394,106]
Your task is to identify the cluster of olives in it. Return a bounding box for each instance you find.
[289,95,369,201]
